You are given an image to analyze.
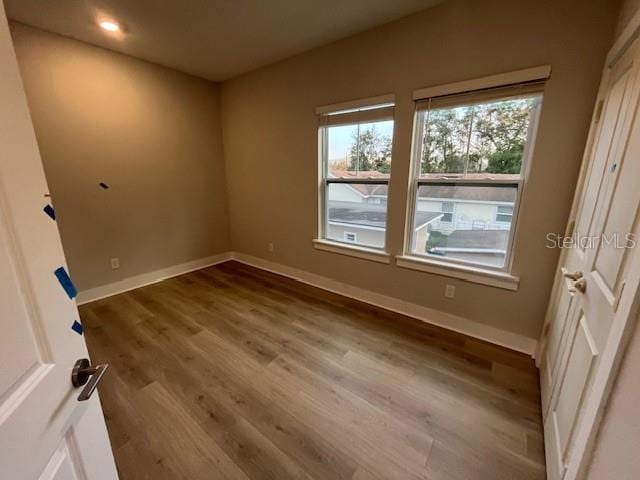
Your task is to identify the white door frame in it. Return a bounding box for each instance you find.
[537,9,640,479]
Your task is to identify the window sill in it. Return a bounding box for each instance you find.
[312,239,391,264]
[395,255,519,291]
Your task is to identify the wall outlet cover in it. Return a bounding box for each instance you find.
[445,284,455,299]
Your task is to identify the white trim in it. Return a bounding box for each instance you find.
[75,252,233,305]
[73,248,536,355]
[413,65,551,100]
[312,238,391,264]
[403,103,428,256]
[396,255,520,291]
[315,93,395,115]
[232,252,536,356]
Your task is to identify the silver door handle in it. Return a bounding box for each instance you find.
[71,358,109,402]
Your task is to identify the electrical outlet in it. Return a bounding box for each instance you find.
[445,284,455,299]
[268,242,275,253]
[110,258,120,269]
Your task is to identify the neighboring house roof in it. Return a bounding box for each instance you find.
[328,201,441,230]
[439,229,510,251]
[420,185,516,203]
[329,169,390,180]
[328,170,389,197]
[328,169,518,202]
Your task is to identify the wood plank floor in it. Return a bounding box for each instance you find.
[79,261,545,480]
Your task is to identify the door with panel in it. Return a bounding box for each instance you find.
[0,5,118,480]
[539,20,638,418]
[540,32,640,480]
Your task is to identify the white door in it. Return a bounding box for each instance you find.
[539,29,640,480]
[0,5,118,480]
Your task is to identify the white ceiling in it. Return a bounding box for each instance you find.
[5,0,443,81]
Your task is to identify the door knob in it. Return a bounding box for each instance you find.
[567,277,587,294]
[71,358,109,402]
[572,278,587,294]
[563,270,583,281]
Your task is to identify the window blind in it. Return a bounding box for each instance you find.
[318,104,395,127]
[415,80,545,112]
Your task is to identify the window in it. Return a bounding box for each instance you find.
[318,98,395,250]
[343,232,357,242]
[407,83,543,270]
[496,205,514,223]
[441,202,454,223]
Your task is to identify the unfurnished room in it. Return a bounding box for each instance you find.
[1,0,640,479]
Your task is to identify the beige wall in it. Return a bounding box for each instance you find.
[10,23,231,291]
[220,0,618,340]
[616,0,640,36]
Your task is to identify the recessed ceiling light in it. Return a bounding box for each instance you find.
[99,21,119,32]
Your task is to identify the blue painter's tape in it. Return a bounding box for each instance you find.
[43,204,56,221]
[54,267,77,299]
[71,320,84,335]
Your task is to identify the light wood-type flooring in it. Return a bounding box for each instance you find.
[80,261,545,480]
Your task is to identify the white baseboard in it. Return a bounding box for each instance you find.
[76,249,537,356]
[75,252,233,305]
[231,252,538,357]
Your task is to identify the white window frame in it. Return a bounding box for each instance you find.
[400,68,549,287]
[314,94,395,262]
[405,97,541,273]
